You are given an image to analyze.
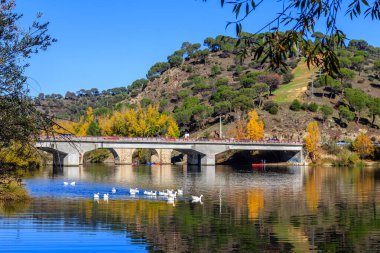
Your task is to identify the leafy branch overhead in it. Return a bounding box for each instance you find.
[203,0,380,75]
[0,0,56,148]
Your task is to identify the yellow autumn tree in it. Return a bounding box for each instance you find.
[76,107,95,136]
[247,110,264,140]
[305,121,321,163]
[53,119,77,135]
[352,133,374,159]
[98,104,180,137]
[166,119,180,137]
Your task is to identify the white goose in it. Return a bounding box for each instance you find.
[158,191,169,196]
[93,193,100,199]
[112,187,116,194]
[63,182,69,186]
[70,181,76,186]
[130,188,139,195]
[103,193,109,201]
[177,189,183,195]
[144,190,156,196]
[191,195,203,202]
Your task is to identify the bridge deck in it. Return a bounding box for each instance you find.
[38,136,303,146]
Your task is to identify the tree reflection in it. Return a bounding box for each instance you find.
[5,165,380,252]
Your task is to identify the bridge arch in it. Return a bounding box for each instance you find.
[131,148,173,164]
[37,147,81,166]
[81,148,122,164]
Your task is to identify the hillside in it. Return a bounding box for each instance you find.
[38,35,380,142]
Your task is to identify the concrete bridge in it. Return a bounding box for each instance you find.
[35,136,305,166]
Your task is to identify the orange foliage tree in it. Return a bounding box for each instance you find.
[247,110,264,140]
[305,121,321,163]
[352,133,374,159]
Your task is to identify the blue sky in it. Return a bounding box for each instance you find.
[16,0,380,96]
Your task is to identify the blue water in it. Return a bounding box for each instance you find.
[1,165,380,252]
[1,218,147,253]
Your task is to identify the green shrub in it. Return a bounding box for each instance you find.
[215,77,229,86]
[211,65,221,76]
[308,102,319,112]
[333,149,360,166]
[290,99,302,111]
[159,99,168,109]
[140,98,152,108]
[263,101,279,115]
[193,82,209,92]
[178,90,190,99]
[320,105,333,121]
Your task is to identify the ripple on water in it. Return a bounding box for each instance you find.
[1,164,380,252]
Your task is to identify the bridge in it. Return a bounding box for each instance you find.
[35,136,305,166]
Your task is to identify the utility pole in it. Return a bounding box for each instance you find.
[219,115,222,139]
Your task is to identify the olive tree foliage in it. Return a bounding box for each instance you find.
[203,0,380,75]
[0,0,56,147]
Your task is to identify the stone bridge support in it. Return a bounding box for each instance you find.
[112,148,173,165]
[113,148,135,164]
[151,149,173,164]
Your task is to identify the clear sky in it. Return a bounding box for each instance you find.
[16,0,380,96]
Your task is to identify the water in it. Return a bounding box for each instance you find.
[1,164,380,252]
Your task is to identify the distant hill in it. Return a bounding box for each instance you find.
[37,34,380,141]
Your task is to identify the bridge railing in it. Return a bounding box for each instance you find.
[38,135,304,145]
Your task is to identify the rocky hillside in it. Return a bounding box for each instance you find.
[39,34,380,142]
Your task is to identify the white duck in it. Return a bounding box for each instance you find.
[63,182,69,186]
[144,190,154,195]
[130,188,139,195]
[70,181,76,186]
[158,191,169,196]
[177,189,183,195]
[93,193,100,200]
[103,193,109,201]
[112,187,116,194]
[191,195,203,202]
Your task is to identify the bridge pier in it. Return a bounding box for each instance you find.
[186,151,201,165]
[157,149,173,164]
[113,148,135,164]
[288,149,305,164]
[53,153,82,167]
[201,154,216,166]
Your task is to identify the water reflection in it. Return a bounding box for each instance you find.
[1,164,380,252]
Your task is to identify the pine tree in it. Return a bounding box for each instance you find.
[86,121,101,136]
[247,110,264,141]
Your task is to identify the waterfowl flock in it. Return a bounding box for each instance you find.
[63,181,203,204]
